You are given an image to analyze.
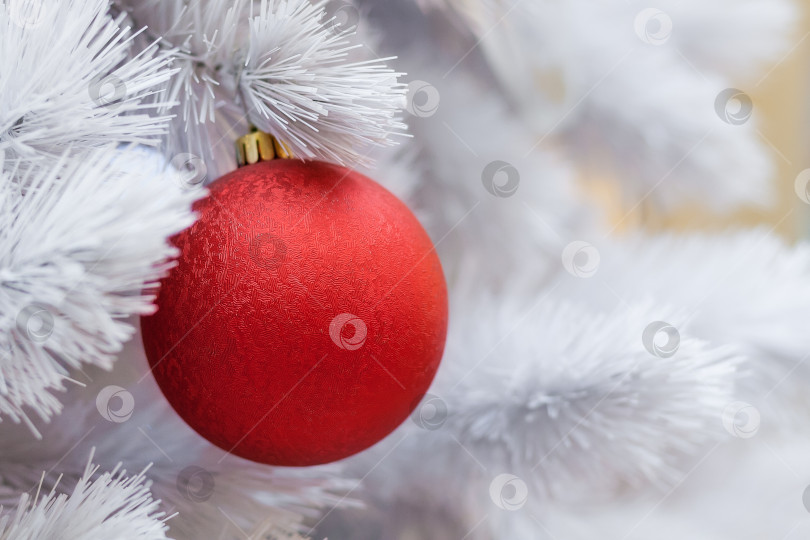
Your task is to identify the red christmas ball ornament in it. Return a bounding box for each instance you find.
[141,135,447,466]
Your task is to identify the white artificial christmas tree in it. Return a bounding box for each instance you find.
[1,0,809,539]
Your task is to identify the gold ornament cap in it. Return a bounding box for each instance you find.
[236,127,293,166]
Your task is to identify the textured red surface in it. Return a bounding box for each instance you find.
[141,160,448,466]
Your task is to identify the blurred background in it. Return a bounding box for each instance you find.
[610,2,810,237]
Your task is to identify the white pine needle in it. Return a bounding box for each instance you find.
[0,450,169,540]
[0,148,201,432]
[550,230,810,411]
[240,0,407,166]
[0,372,357,540]
[118,0,406,177]
[437,296,740,497]
[0,0,175,170]
[116,0,252,178]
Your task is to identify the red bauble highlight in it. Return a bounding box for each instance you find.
[141,160,448,466]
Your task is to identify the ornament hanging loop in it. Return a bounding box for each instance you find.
[236,127,293,166]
